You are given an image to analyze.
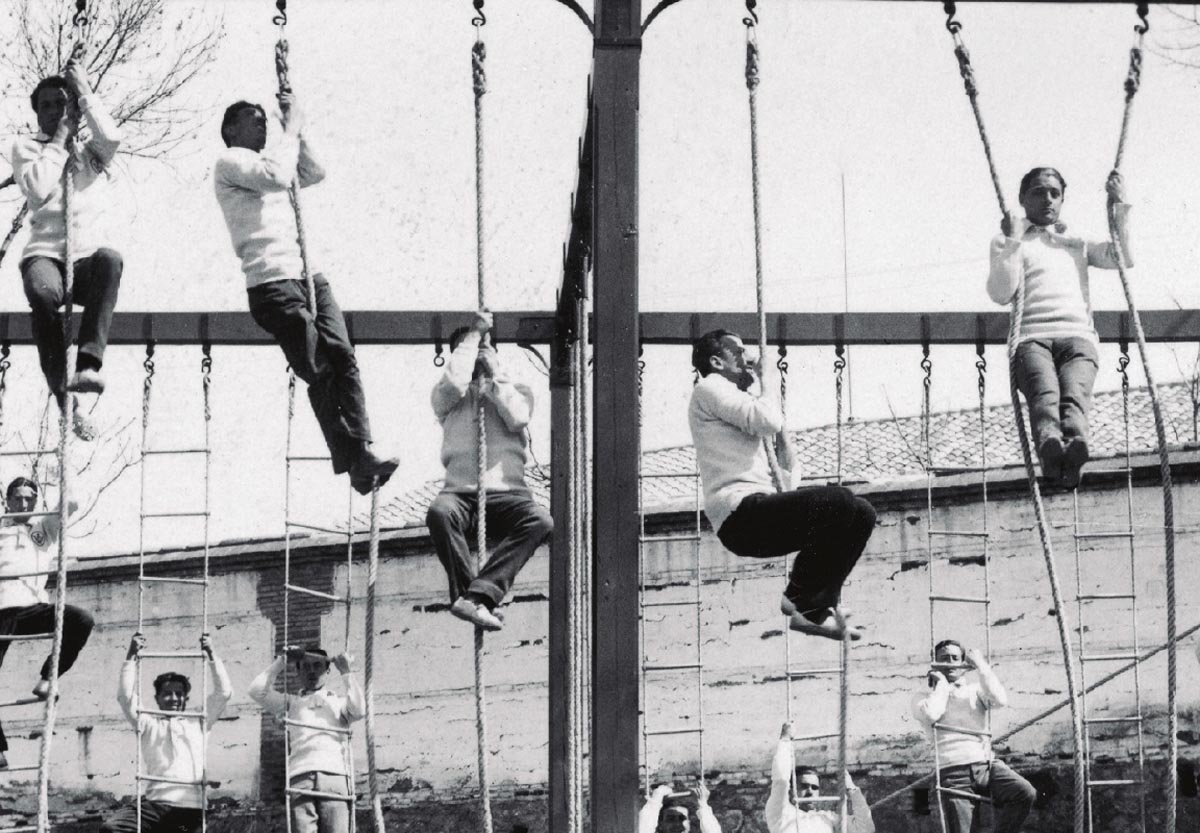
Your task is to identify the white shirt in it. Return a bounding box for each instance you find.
[213,135,325,288]
[248,657,365,777]
[688,372,789,532]
[765,740,875,833]
[10,93,122,261]
[0,514,62,609]
[636,793,721,833]
[116,657,233,807]
[911,669,1008,768]
[432,331,536,493]
[987,206,1132,347]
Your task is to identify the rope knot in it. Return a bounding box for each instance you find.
[472,40,488,98]
[745,40,760,91]
[1125,47,1142,100]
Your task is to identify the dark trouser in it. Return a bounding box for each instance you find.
[426,490,553,607]
[21,250,123,402]
[939,760,1036,833]
[0,603,94,751]
[248,276,371,474]
[717,485,876,610]
[1013,337,1099,449]
[101,800,203,833]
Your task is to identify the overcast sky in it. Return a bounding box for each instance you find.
[2,1,1199,556]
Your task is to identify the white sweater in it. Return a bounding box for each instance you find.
[911,669,1008,768]
[248,657,365,778]
[688,372,789,532]
[116,657,233,807]
[637,793,721,833]
[765,739,874,833]
[431,331,535,493]
[987,207,1132,346]
[213,135,325,288]
[10,93,122,261]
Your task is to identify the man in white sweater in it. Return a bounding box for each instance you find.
[911,640,1036,833]
[688,330,875,641]
[103,632,233,833]
[248,646,364,833]
[988,168,1130,489]
[11,47,123,440]
[638,784,722,833]
[213,95,396,495]
[765,722,874,833]
[426,310,552,631]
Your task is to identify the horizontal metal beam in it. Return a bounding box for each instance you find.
[0,309,1193,348]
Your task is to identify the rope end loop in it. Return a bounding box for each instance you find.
[472,0,486,28]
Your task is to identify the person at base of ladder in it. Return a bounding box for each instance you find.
[766,722,874,833]
[0,476,91,770]
[103,632,233,833]
[911,639,1036,833]
[213,94,397,495]
[10,46,123,443]
[638,783,722,833]
[688,330,876,642]
[426,310,553,631]
[248,645,364,833]
[988,168,1132,490]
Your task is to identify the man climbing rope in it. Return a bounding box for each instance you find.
[988,168,1131,489]
[10,47,123,442]
[688,329,875,641]
[0,476,92,769]
[912,639,1036,833]
[425,310,553,631]
[213,94,397,495]
[766,722,874,833]
[102,632,232,833]
[248,645,363,833]
[638,783,722,833]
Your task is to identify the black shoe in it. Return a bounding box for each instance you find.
[1061,436,1089,490]
[350,446,399,494]
[1038,435,1065,484]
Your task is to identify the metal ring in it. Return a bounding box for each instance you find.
[742,0,758,28]
[472,0,486,27]
[943,0,961,35]
[1135,2,1149,36]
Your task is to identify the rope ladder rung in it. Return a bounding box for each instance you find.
[284,583,349,604]
[139,576,209,586]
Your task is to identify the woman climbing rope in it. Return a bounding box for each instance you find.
[987,168,1132,490]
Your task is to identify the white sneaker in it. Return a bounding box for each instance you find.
[450,597,503,631]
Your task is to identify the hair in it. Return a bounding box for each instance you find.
[6,477,38,502]
[220,100,265,147]
[153,671,192,696]
[30,76,70,112]
[795,765,820,782]
[692,329,737,377]
[1018,167,1067,201]
[296,645,329,666]
[934,638,964,658]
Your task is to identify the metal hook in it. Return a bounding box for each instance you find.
[1134,2,1149,36]
[72,0,87,27]
[272,0,288,27]
[742,0,758,29]
[144,342,156,375]
[472,0,486,27]
[943,0,962,35]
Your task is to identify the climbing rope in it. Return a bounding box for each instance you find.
[365,485,384,833]
[941,5,1085,832]
[1101,7,1177,827]
[272,0,315,317]
[470,3,494,831]
[37,4,88,826]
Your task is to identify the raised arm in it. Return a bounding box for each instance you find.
[11,135,70,208]
[638,785,672,833]
[968,648,1008,709]
[247,655,289,716]
[693,783,723,833]
[432,312,491,419]
[201,634,234,729]
[486,378,535,433]
[215,137,301,194]
[296,137,325,188]
[333,654,366,723]
[1089,172,1133,269]
[987,212,1024,305]
[764,723,794,833]
[116,633,145,730]
[912,671,951,726]
[695,377,783,439]
[846,772,876,833]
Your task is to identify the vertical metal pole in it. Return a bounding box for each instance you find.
[591,1,641,831]
[549,318,576,833]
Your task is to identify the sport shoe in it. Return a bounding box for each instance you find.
[1038,435,1065,484]
[450,597,503,631]
[67,368,105,394]
[780,597,862,641]
[72,403,97,442]
[1061,436,1089,490]
[350,446,399,495]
